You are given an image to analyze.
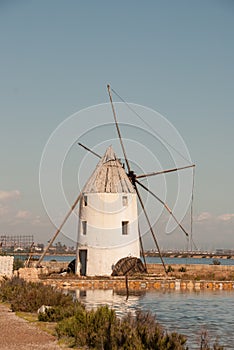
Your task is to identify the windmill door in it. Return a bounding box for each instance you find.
[79,249,87,276]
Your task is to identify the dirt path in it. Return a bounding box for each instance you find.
[0,304,62,350]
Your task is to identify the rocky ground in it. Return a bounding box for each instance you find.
[0,304,63,350]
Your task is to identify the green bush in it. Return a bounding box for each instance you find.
[166,265,174,273]
[0,277,73,312]
[178,266,187,272]
[38,300,84,322]
[56,306,188,349]
[13,258,25,270]
[213,259,221,265]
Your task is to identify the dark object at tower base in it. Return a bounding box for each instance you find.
[112,257,146,276]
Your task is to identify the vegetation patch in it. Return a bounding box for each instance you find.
[38,301,84,322]
[178,266,187,273]
[13,258,25,271]
[15,311,38,322]
[166,265,174,273]
[0,277,224,349]
[56,306,188,349]
[0,276,74,312]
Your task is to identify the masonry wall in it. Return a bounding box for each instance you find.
[0,256,14,277]
[42,277,234,291]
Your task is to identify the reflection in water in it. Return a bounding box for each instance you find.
[74,289,146,316]
[72,288,234,349]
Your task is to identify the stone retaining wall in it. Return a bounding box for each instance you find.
[16,267,40,281]
[42,277,234,291]
[39,262,234,291]
[33,261,68,271]
[15,262,234,291]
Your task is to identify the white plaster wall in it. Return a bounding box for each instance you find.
[78,193,139,248]
[79,242,140,276]
[76,192,140,276]
[0,256,14,277]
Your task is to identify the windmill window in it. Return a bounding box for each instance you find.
[83,195,88,206]
[122,221,129,235]
[122,196,128,206]
[82,221,87,235]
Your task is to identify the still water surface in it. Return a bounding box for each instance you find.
[39,255,234,347]
[40,255,234,266]
[73,289,234,349]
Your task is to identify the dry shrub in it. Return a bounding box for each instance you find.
[56,306,188,349]
[0,277,73,312]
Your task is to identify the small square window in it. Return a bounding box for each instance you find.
[122,196,128,206]
[82,221,87,235]
[122,221,128,235]
[83,195,87,206]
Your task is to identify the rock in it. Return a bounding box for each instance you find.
[37,305,51,314]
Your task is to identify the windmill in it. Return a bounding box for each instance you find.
[37,85,195,275]
[75,145,140,276]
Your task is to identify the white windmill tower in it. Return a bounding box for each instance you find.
[75,145,140,276]
[37,84,195,275]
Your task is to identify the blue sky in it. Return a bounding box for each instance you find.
[0,1,234,250]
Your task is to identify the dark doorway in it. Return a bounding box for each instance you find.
[79,249,87,276]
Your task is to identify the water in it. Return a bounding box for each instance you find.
[73,289,234,349]
[145,256,234,266]
[33,254,234,347]
[28,255,234,265]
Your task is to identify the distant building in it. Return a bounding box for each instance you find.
[0,235,33,252]
[215,249,234,255]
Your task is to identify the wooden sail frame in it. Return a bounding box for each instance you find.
[37,85,195,274]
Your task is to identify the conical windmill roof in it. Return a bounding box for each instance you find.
[83,146,135,193]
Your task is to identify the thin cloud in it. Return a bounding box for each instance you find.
[195,211,234,223]
[0,204,9,217]
[15,210,31,219]
[0,190,20,201]
[217,213,234,222]
[31,216,50,227]
[196,212,212,222]
[32,215,41,224]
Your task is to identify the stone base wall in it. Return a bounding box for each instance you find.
[14,263,234,291]
[35,261,68,272]
[42,277,234,291]
[16,267,40,282]
[39,262,234,291]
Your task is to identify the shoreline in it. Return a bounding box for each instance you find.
[41,276,234,292]
[14,262,234,291]
[10,252,234,260]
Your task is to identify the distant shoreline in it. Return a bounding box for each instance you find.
[145,252,234,259]
[9,252,234,259]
